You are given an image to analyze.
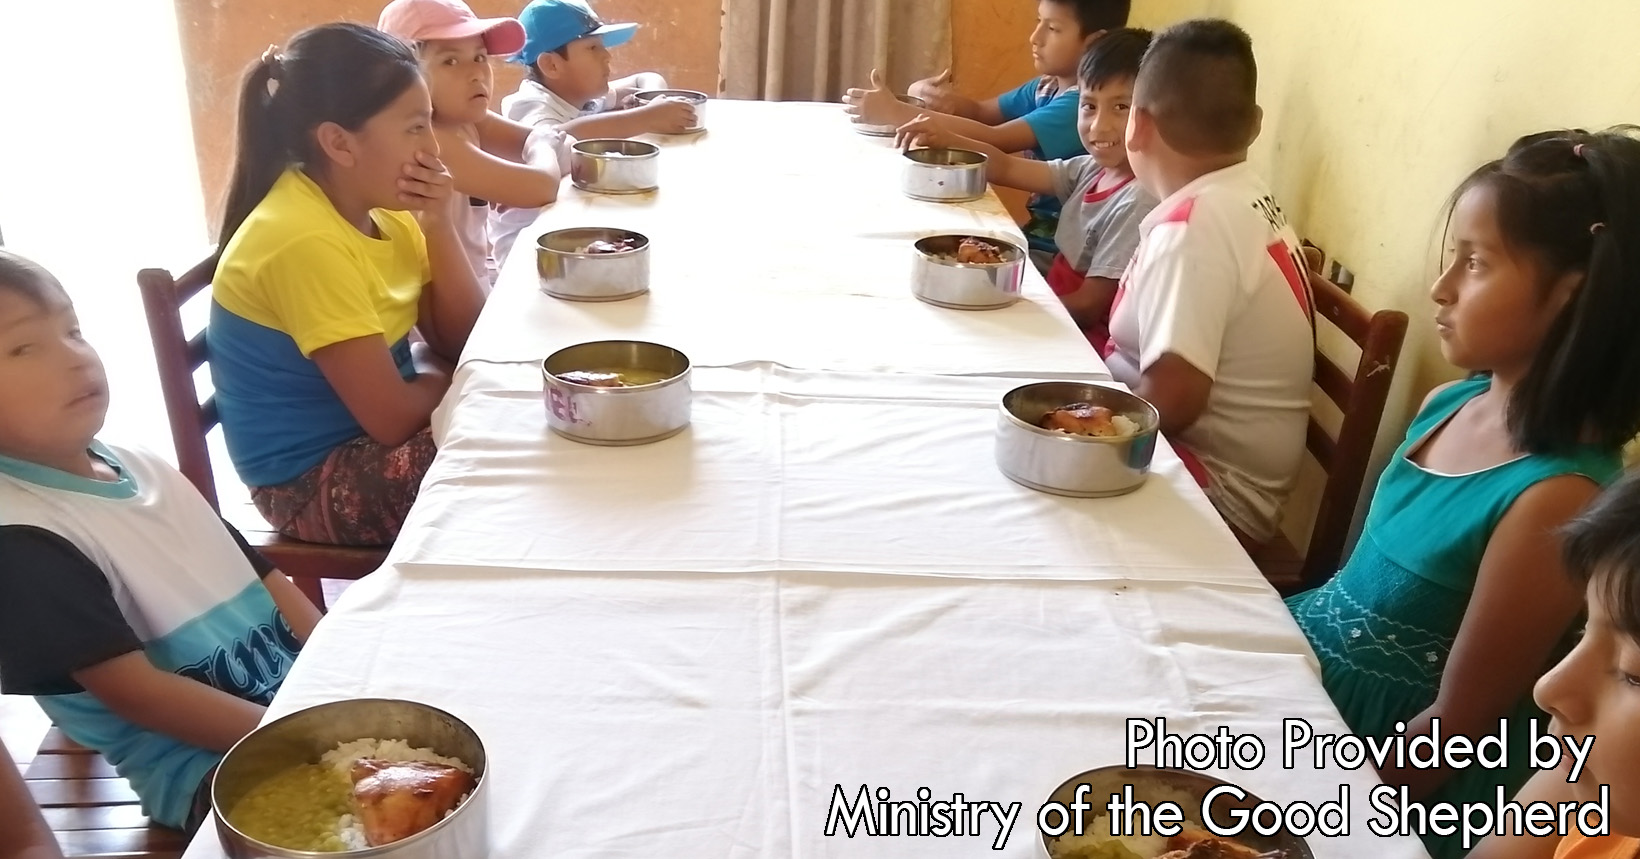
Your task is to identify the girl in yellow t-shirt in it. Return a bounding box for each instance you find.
[208,23,486,546]
[1472,471,1640,859]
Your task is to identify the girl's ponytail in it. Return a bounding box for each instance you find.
[1525,131,1640,450]
[214,24,422,250]
[217,51,287,248]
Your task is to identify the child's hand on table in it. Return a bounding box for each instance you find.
[637,97,697,134]
[894,114,957,151]
[843,69,910,126]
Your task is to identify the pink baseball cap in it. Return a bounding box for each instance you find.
[378,0,527,56]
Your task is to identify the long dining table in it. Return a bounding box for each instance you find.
[182,100,1429,858]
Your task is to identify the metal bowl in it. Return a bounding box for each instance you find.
[536,227,650,302]
[570,139,660,194]
[212,698,487,859]
[630,89,708,133]
[542,340,692,446]
[1041,765,1314,858]
[853,94,927,136]
[911,234,1025,310]
[902,147,987,202]
[996,382,1160,497]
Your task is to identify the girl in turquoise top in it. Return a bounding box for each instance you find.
[1288,128,1640,859]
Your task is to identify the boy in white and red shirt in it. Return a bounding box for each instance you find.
[1113,18,1314,546]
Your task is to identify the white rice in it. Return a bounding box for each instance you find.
[320,738,473,776]
[1110,414,1141,437]
[319,738,474,850]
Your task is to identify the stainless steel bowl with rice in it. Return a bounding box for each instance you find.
[995,382,1160,498]
[212,699,486,858]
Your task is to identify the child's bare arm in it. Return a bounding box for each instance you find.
[906,69,1003,123]
[895,116,1057,195]
[399,151,485,361]
[608,72,667,105]
[911,113,1040,155]
[559,99,695,138]
[472,112,531,160]
[1375,475,1596,800]
[1060,276,1119,330]
[435,125,559,209]
[312,337,450,446]
[848,71,1039,152]
[73,653,266,753]
[1109,352,1213,437]
[262,571,322,644]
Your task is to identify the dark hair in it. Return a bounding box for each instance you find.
[218,23,422,246]
[1045,0,1131,37]
[1447,127,1640,453]
[0,250,69,308]
[1133,18,1258,157]
[1563,470,1640,639]
[1077,27,1151,91]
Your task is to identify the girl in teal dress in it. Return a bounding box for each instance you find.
[1288,128,1640,859]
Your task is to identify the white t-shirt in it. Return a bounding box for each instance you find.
[488,124,575,272]
[0,443,297,827]
[452,192,496,287]
[1107,161,1315,542]
[501,79,608,128]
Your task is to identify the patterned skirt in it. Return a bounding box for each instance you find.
[251,428,436,547]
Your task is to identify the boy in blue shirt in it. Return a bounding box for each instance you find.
[0,250,321,833]
[845,0,1132,264]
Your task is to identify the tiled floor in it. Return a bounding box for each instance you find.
[1,0,209,769]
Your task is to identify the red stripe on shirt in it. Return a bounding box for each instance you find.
[1159,197,1195,224]
[1083,169,1136,204]
[1267,242,1314,320]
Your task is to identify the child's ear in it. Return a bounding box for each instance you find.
[313,121,357,169]
[1126,105,1154,151]
[1248,104,1265,147]
[1082,28,1107,50]
[536,54,558,81]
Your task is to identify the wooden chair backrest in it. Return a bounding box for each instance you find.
[135,256,222,510]
[1296,245,1409,587]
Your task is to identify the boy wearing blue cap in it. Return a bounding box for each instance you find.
[502,0,694,137]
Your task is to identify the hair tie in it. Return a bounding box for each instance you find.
[1590,221,1607,235]
[1573,143,1587,159]
[260,44,284,80]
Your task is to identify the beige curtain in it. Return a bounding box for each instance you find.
[719,0,952,103]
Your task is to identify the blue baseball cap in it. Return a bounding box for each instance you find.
[512,0,639,65]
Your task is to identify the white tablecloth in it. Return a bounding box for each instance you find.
[400,362,1247,583]
[463,101,1108,379]
[182,100,1427,859]
[189,567,1423,858]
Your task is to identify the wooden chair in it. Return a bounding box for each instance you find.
[1252,247,1409,595]
[25,728,183,858]
[137,256,387,610]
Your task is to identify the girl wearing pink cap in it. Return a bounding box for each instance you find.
[379,0,566,285]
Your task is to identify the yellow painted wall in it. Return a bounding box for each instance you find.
[1129,0,1640,541]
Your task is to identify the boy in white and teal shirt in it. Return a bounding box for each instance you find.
[0,251,321,832]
